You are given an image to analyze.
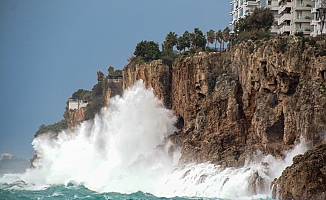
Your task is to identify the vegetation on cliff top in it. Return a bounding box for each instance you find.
[126,8,275,69]
[34,120,67,137]
[34,67,122,137]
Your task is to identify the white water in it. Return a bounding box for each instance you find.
[2,80,310,199]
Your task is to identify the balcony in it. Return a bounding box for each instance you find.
[278,25,290,34]
[278,13,291,25]
[294,15,313,23]
[278,2,292,14]
[295,28,312,35]
[294,3,313,10]
[245,0,258,6]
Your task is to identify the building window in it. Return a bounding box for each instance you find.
[297,11,302,19]
[268,0,271,5]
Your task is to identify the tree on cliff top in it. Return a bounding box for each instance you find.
[190,28,206,50]
[234,8,274,34]
[163,31,178,51]
[233,8,274,43]
[134,40,161,62]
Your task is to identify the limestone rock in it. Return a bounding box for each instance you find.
[122,36,326,197]
[272,142,326,200]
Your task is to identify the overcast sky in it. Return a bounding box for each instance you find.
[0,0,230,158]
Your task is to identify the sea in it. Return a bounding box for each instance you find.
[0,81,309,200]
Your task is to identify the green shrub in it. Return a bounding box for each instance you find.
[34,120,68,137]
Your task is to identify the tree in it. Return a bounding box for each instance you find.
[234,17,248,34]
[97,71,104,82]
[246,8,274,31]
[190,28,206,50]
[163,31,178,51]
[176,36,185,53]
[134,40,161,62]
[71,89,91,108]
[112,69,122,76]
[216,30,223,51]
[222,27,230,50]
[207,29,215,48]
[108,66,114,75]
[234,8,274,34]
[182,30,191,51]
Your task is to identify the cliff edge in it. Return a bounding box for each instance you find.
[123,36,326,198]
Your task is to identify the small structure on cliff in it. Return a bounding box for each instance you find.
[68,99,88,110]
[108,75,123,82]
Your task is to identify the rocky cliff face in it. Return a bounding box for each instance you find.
[272,142,326,200]
[123,35,326,175]
[64,107,85,130]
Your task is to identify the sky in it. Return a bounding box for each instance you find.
[0,0,231,159]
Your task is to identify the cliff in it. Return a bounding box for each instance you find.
[123,36,326,197]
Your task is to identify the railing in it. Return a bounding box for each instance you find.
[296,28,311,32]
[278,13,291,25]
[296,3,313,8]
[278,25,290,34]
[296,15,313,20]
[278,2,292,14]
[245,0,258,5]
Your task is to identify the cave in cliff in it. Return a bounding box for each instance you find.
[175,116,184,130]
[266,113,284,143]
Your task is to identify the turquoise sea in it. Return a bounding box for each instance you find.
[0,181,274,200]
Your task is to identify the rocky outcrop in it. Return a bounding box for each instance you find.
[272,142,326,200]
[64,80,123,130]
[64,107,85,130]
[123,60,172,108]
[122,36,326,170]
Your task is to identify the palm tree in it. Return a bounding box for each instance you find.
[207,29,215,48]
[182,31,191,51]
[222,27,230,50]
[216,30,223,52]
[191,28,206,50]
[176,36,185,53]
[164,31,178,51]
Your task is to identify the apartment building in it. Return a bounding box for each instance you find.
[230,0,325,36]
[310,0,326,36]
[230,0,280,34]
[230,0,258,26]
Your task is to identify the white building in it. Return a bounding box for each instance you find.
[310,0,326,36]
[68,99,88,110]
[230,0,258,26]
[230,0,325,36]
